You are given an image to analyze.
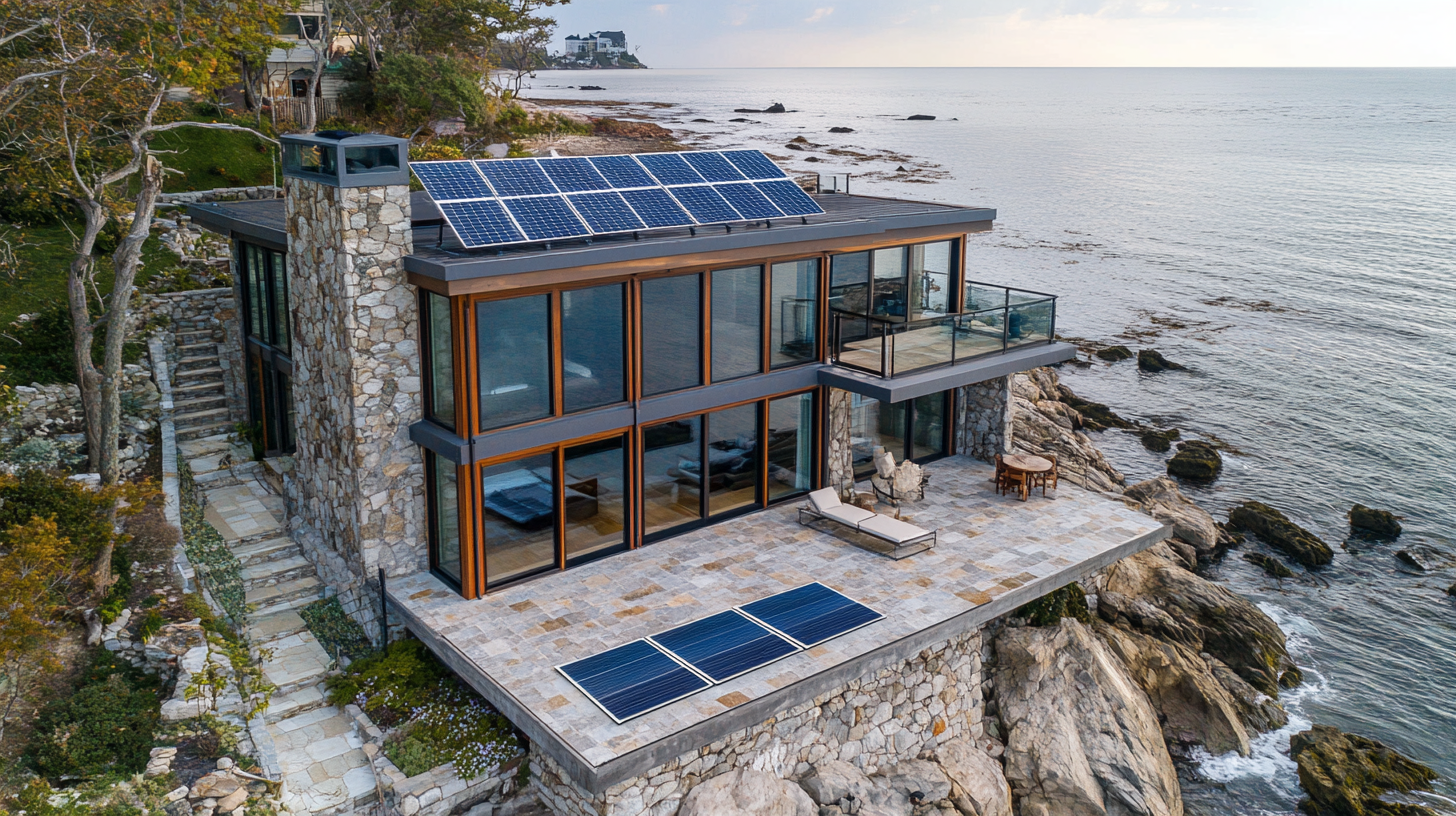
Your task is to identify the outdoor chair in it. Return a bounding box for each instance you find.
[1030,453,1059,496]
[994,453,1027,498]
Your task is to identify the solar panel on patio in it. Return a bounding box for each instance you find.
[755,180,825,216]
[723,150,791,181]
[737,582,883,648]
[502,196,590,241]
[438,200,525,247]
[715,182,785,220]
[476,159,558,197]
[621,188,695,227]
[637,152,706,186]
[683,152,746,183]
[568,191,646,233]
[538,157,612,193]
[588,155,658,189]
[668,185,742,223]
[649,610,799,683]
[557,639,710,723]
[410,161,494,202]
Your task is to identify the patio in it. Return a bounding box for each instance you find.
[386,456,1168,791]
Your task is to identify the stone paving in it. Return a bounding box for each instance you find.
[388,455,1169,774]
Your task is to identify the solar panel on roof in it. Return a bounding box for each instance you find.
[669,185,741,223]
[755,180,824,216]
[637,153,705,186]
[502,196,590,241]
[715,182,785,220]
[411,161,494,202]
[568,191,646,233]
[683,152,746,183]
[649,610,799,683]
[557,639,710,723]
[476,159,557,197]
[538,157,612,193]
[589,155,658,189]
[621,188,695,228]
[723,150,790,181]
[438,200,525,247]
[737,583,883,648]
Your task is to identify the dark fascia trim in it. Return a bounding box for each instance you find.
[637,365,822,424]
[819,342,1079,403]
[185,202,287,250]
[472,404,636,462]
[404,207,996,283]
[409,421,470,464]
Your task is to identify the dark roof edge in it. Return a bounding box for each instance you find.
[186,202,287,248]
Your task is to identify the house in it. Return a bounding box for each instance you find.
[262,2,353,100]
[565,30,628,56]
[185,134,1169,815]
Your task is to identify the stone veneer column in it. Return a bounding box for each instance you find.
[826,388,854,495]
[284,178,423,641]
[955,376,1012,463]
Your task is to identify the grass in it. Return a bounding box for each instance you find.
[0,223,178,327]
[148,126,279,193]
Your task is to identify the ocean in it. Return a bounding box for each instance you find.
[522,67,1456,814]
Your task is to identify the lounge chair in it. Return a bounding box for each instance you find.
[799,488,936,559]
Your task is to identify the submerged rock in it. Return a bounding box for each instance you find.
[829,126,855,133]
[1095,344,1134,362]
[1394,544,1448,572]
[1166,440,1223,480]
[681,767,815,816]
[934,741,1012,816]
[1228,501,1334,569]
[1290,725,1438,816]
[1446,583,1456,597]
[1138,349,1188,372]
[1140,428,1180,453]
[1243,552,1295,579]
[1123,477,1219,559]
[1349,503,1403,539]
[906,114,936,120]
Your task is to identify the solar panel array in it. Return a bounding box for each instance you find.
[411,149,824,250]
[557,583,882,723]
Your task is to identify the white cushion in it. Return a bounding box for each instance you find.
[822,506,877,526]
[807,488,842,513]
[857,515,931,544]
[875,449,897,479]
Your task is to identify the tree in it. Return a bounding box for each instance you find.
[0,517,68,744]
[296,0,337,132]
[491,0,570,97]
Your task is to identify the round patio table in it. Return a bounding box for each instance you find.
[1002,454,1052,501]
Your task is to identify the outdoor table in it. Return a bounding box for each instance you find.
[1002,454,1052,501]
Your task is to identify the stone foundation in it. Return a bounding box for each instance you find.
[532,629,985,816]
[954,377,1012,463]
[826,388,854,494]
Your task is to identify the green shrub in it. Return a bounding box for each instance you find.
[384,730,449,777]
[300,595,374,663]
[0,301,147,386]
[27,652,161,779]
[0,469,117,564]
[1018,581,1093,627]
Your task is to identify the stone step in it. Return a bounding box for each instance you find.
[173,379,225,396]
[241,554,316,590]
[260,631,334,696]
[177,421,234,442]
[263,685,328,724]
[176,328,216,342]
[247,575,323,617]
[247,608,311,646]
[176,406,231,429]
[233,535,302,568]
[173,392,227,413]
[176,339,217,353]
[174,365,225,384]
[176,354,220,372]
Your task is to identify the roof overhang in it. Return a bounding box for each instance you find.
[819,342,1080,403]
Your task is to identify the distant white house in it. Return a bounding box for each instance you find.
[564,31,628,56]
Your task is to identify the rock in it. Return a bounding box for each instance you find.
[1057,388,1135,432]
[1096,622,1252,756]
[877,760,950,804]
[1139,428,1180,453]
[905,115,936,121]
[1348,504,1402,539]
[216,757,234,770]
[1243,552,1295,579]
[191,773,241,800]
[1095,345,1134,362]
[149,622,205,657]
[829,127,855,133]
[1166,441,1222,481]
[164,786,189,803]
[691,118,714,123]
[800,761,875,806]
[1123,477,1219,558]
[1290,725,1438,816]
[1095,546,1297,697]
[993,619,1184,816]
[766,102,788,113]
[1137,349,1187,372]
[1206,656,1288,733]
[682,767,816,816]
[1447,584,1456,598]
[215,787,247,813]
[730,117,752,123]
[1010,369,1126,494]
[1394,545,1447,572]
[1227,501,1334,569]
[786,142,806,151]
[934,740,1011,816]
[578,85,605,91]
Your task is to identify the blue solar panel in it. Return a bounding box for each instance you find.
[650,611,799,683]
[723,150,790,181]
[589,155,658,189]
[637,153,705,186]
[539,157,612,193]
[502,196,589,241]
[476,159,558,197]
[411,161,494,201]
[683,152,746,183]
[439,200,525,247]
[558,640,710,723]
[755,180,824,216]
[738,583,882,648]
[568,192,646,233]
[715,183,784,220]
[669,185,742,223]
[621,188,695,228]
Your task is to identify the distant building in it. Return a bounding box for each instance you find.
[564,30,628,56]
[263,2,354,100]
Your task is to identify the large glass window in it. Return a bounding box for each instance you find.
[428,452,461,585]
[767,393,815,501]
[641,275,702,396]
[711,266,761,381]
[237,241,294,456]
[476,295,551,432]
[911,393,947,461]
[270,250,289,351]
[909,242,954,320]
[872,247,907,319]
[563,436,628,564]
[642,418,702,537]
[706,404,759,515]
[851,391,949,477]
[426,293,455,428]
[770,259,819,368]
[829,252,870,314]
[481,453,557,587]
[561,284,626,413]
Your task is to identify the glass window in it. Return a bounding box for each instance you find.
[270,250,289,351]
[426,293,455,428]
[872,247,907,319]
[278,370,296,452]
[850,395,906,478]
[428,452,461,585]
[563,436,628,564]
[911,393,947,460]
[642,418,701,537]
[640,275,701,396]
[246,245,267,340]
[344,145,400,174]
[829,252,870,314]
[481,453,556,587]
[710,265,762,381]
[767,393,814,501]
[770,259,818,368]
[476,295,551,432]
[561,284,626,413]
[706,404,759,515]
[908,242,953,320]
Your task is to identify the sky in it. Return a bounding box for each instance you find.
[552,0,1456,67]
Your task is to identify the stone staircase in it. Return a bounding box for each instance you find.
[172,328,233,442]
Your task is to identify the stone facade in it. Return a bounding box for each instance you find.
[954,376,1012,463]
[532,629,985,816]
[284,177,424,644]
[826,388,854,494]
[143,287,247,423]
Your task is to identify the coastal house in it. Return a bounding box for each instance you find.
[566,31,629,56]
[185,133,1169,815]
[262,2,353,102]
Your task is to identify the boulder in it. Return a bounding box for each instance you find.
[1290,725,1438,816]
[1057,388,1136,432]
[993,619,1184,816]
[1348,504,1402,539]
[765,102,788,113]
[933,741,1011,816]
[800,760,875,806]
[1447,583,1456,598]
[906,115,936,121]
[1123,477,1219,558]
[1227,501,1334,569]
[215,787,248,813]
[191,773,241,800]
[1137,349,1187,372]
[1139,428,1180,453]
[829,127,855,133]
[1010,369,1126,494]
[681,767,816,816]
[1095,345,1134,362]
[876,760,951,805]
[1206,656,1288,734]
[1243,552,1295,579]
[578,84,605,91]
[1166,441,1222,481]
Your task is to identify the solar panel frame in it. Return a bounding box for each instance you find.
[723,150,791,181]
[667,184,743,223]
[588,155,659,189]
[755,180,825,216]
[501,195,591,241]
[648,610,800,683]
[736,582,883,649]
[567,191,648,233]
[476,159,559,197]
[683,151,747,183]
[410,160,495,202]
[538,157,613,193]
[637,152,707,186]
[620,188,696,228]
[557,639,711,724]
[437,199,526,248]
[714,182,786,220]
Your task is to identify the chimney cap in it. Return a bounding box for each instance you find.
[281,132,410,188]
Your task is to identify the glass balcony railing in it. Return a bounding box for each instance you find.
[830,282,1058,378]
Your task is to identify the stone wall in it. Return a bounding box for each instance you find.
[954,377,1012,463]
[532,629,985,816]
[159,186,282,205]
[352,705,526,816]
[284,177,424,645]
[826,388,854,495]
[142,287,248,423]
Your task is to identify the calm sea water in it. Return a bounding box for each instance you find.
[524,68,1456,815]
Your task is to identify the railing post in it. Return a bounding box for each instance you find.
[1048,297,1057,345]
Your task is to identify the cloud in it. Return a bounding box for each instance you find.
[649,3,670,12]
[804,6,835,22]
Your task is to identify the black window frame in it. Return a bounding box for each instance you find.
[421,291,456,431]
[850,390,952,479]
[425,450,463,591]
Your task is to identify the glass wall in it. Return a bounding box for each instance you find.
[911,393,947,461]
[850,391,949,477]
[706,404,759,515]
[561,284,626,413]
[237,241,294,456]
[829,252,870,314]
[641,275,702,396]
[770,259,819,368]
[425,292,455,428]
[481,453,557,588]
[832,240,960,323]
[427,451,461,586]
[711,266,762,381]
[476,295,552,432]
[767,393,815,501]
[908,242,953,320]
[642,418,701,537]
[871,247,907,319]
[563,436,628,564]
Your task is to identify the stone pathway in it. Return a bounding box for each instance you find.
[182,434,377,814]
[172,328,234,442]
